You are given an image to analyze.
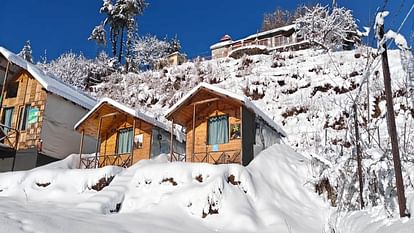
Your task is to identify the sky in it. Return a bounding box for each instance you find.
[0,0,413,62]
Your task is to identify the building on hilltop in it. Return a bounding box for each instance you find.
[165,83,286,166]
[0,46,96,171]
[75,98,185,168]
[210,24,310,59]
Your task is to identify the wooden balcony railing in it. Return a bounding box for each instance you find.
[0,123,19,151]
[192,149,241,164]
[170,151,186,162]
[80,153,133,169]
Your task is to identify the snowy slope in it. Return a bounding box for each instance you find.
[0,144,329,233]
[89,47,414,231]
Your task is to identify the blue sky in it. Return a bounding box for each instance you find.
[0,0,413,62]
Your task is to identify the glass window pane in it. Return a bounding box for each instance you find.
[2,107,14,134]
[117,128,133,154]
[208,115,229,145]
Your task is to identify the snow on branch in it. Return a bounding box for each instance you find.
[294,4,359,49]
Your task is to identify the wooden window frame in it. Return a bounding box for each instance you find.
[206,114,229,145]
[115,127,133,155]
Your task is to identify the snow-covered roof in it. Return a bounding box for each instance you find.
[166,82,287,137]
[241,24,295,41]
[75,97,185,141]
[0,46,96,109]
[210,24,296,50]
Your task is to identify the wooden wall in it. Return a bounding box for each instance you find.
[98,114,153,167]
[1,71,47,149]
[184,100,242,164]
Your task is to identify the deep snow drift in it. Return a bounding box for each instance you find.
[0,144,329,233]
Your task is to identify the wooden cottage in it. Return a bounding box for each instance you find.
[210,24,310,59]
[165,83,287,166]
[0,46,96,172]
[74,98,185,168]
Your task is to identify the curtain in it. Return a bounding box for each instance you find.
[208,115,229,145]
[117,128,133,154]
[22,105,32,130]
[3,108,14,134]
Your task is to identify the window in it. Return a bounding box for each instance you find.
[2,107,14,133]
[207,115,229,145]
[117,128,133,154]
[19,105,32,131]
[134,134,143,149]
[6,81,19,98]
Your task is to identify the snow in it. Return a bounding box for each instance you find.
[0,144,330,233]
[75,97,185,142]
[375,11,389,29]
[385,30,409,50]
[165,82,287,137]
[0,46,96,109]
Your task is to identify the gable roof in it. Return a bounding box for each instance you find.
[0,46,96,109]
[75,97,185,141]
[165,82,287,137]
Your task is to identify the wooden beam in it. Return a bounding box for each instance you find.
[191,104,196,162]
[130,118,136,166]
[101,112,120,119]
[95,117,103,168]
[170,119,174,162]
[191,97,220,106]
[78,130,84,168]
[239,106,243,165]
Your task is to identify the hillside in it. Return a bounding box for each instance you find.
[88,47,414,227]
[1,47,413,232]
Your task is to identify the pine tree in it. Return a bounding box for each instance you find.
[18,40,33,63]
[91,0,148,64]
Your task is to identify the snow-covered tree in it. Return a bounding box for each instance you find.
[130,34,172,70]
[91,0,148,64]
[295,5,358,49]
[18,40,33,63]
[38,51,116,90]
[89,24,107,46]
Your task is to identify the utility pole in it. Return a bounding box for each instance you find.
[353,103,364,209]
[378,23,408,218]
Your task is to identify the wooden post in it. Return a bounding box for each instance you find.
[130,118,136,166]
[170,119,174,162]
[378,23,407,217]
[78,130,84,168]
[239,106,243,165]
[192,104,196,162]
[353,103,364,209]
[0,61,10,110]
[95,117,103,168]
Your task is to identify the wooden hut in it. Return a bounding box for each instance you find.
[165,83,286,166]
[0,46,96,171]
[74,98,185,168]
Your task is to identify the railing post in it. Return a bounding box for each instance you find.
[131,118,136,167]
[95,117,103,168]
[192,104,196,162]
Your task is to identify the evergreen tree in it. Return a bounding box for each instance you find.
[90,0,148,65]
[18,40,33,63]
